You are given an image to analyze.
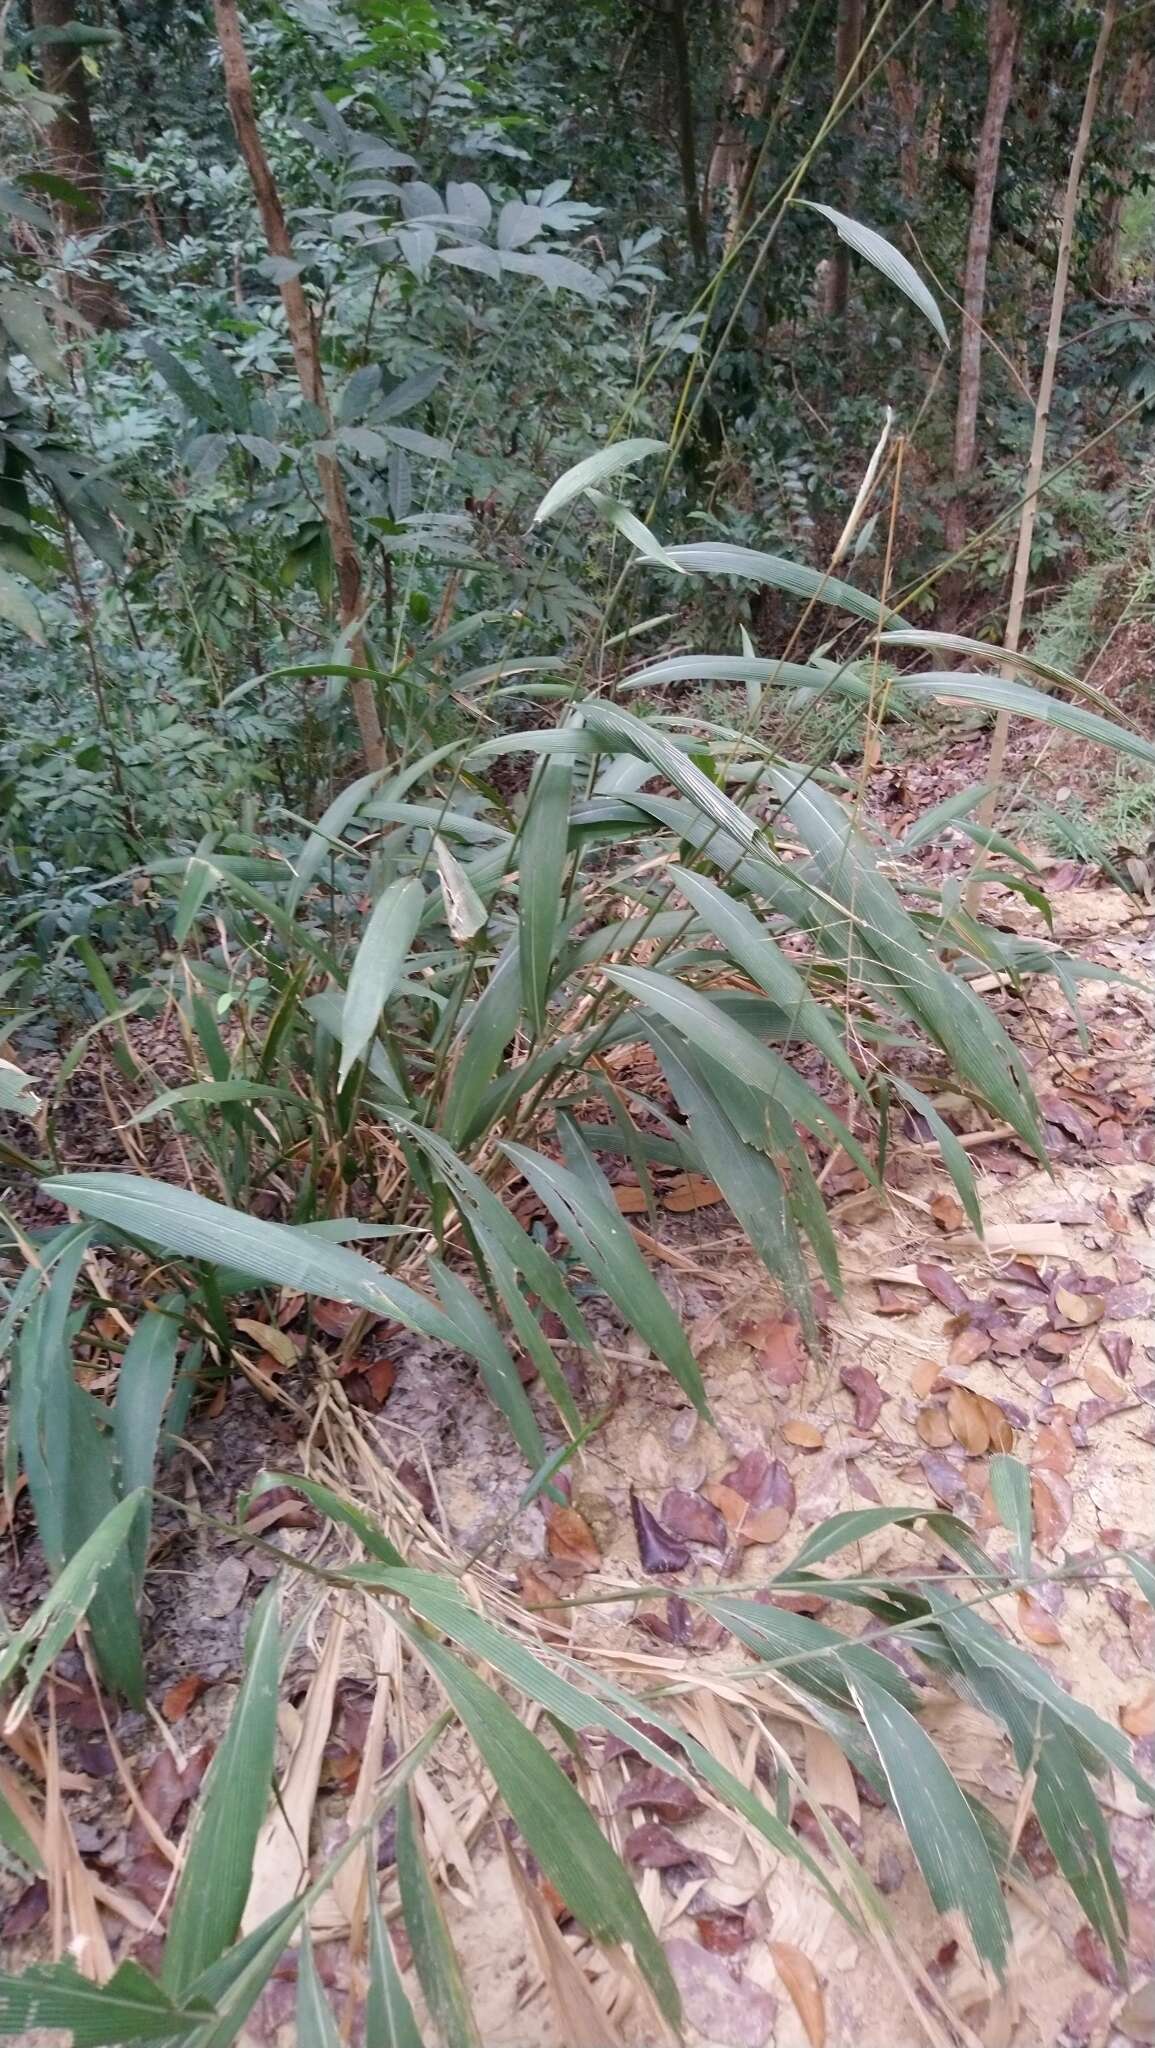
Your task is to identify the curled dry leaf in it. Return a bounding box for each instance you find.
[665,1939,778,2048]
[161,1673,210,1723]
[917,1404,954,1449]
[618,1766,703,1824]
[769,1943,826,2048]
[917,1263,972,1313]
[1053,1284,1105,1328]
[750,1314,807,1388]
[234,1318,300,1370]
[839,1363,885,1431]
[930,1191,966,1233]
[1120,1684,1155,1740]
[1030,1470,1072,1555]
[781,1420,824,1451]
[694,1906,751,1956]
[1017,1592,1065,1646]
[546,1503,601,1570]
[630,1493,691,1573]
[660,1488,728,1551]
[623,1821,704,1871]
[947,1386,991,1454]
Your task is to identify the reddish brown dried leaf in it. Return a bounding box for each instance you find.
[1120,1684,1155,1740]
[1054,1285,1105,1328]
[1017,1592,1064,1646]
[930,1192,966,1233]
[752,1315,807,1388]
[839,1364,885,1431]
[1073,1924,1122,1989]
[948,1326,991,1369]
[1031,1471,1072,1555]
[623,1821,703,1871]
[911,1358,945,1399]
[694,1906,751,1956]
[920,1451,967,1506]
[161,1674,209,1724]
[546,1503,601,1570]
[662,1173,724,1213]
[782,1420,824,1451]
[1101,1329,1134,1378]
[916,1264,972,1313]
[312,1300,360,1339]
[660,1488,728,1552]
[916,1404,954,1449]
[875,1281,921,1316]
[976,1394,1014,1454]
[4,1880,48,1939]
[618,1767,703,1824]
[1032,1414,1077,1476]
[630,1493,692,1573]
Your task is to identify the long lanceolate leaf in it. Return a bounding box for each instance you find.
[517,748,573,1038]
[762,769,1044,1154]
[799,202,949,344]
[395,1618,681,2030]
[643,1020,816,1336]
[0,1960,213,2043]
[0,1491,148,1728]
[655,542,893,624]
[339,876,425,1087]
[890,671,1155,769]
[530,437,666,525]
[163,1583,282,1996]
[849,1671,1010,1974]
[368,1869,424,2048]
[396,1788,481,2048]
[40,1173,477,1353]
[502,1141,710,1417]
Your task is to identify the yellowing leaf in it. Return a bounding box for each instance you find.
[770,1943,826,2048]
[234,1318,299,1370]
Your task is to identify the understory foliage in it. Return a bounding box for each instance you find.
[2,0,1155,2039]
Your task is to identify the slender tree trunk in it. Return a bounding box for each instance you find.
[823,0,864,317]
[885,55,923,203]
[705,0,788,250]
[667,0,708,271]
[30,0,125,328]
[1091,46,1152,297]
[973,0,1118,870]
[944,0,1018,591]
[210,0,385,773]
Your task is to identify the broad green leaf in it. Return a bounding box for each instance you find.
[339,876,425,1086]
[671,863,865,1095]
[900,783,991,854]
[0,1492,147,1725]
[0,285,67,380]
[577,698,771,853]
[893,673,1155,770]
[849,1671,1010,1972]
[988,1455,1032,1579]
[1127,1552,1155,1608]
[617,650,870,698]
[584,487,685,570]
[0,1779,42,1873]
[644,1019,815,1337]
[40,1173,472,1351]
[706,1596,917,1712]
[368,1872,424,2048]
[502,1141,709,1417]
[0,569,45,644]
[442,937,522,1148]
[113,1302,184,1588]
[288,768,388,913]
[434,834,487,942]
[396,1788,481,2048]
[397,1620,680,2029]
[890,1076,982,1236]
[800,201,948,344]
[163,1583,282,1994]
[657,542,891,623]
[127,1080,303,1127]
[297,1935,340,2048]
[531,437,666,524]
[0,1960,213,2044]
[517,749,572,1038]
[606,964,877,1183]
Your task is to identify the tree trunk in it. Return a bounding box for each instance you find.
[823,0,864,317]
[30,0,125,329]
[210,0,386,774]
[885,56,923,203]
[943,0,1018,593]
[1091,45,1152,297]
[972,0,1118,875]
[705,0,789,250]
[667,0,708,271]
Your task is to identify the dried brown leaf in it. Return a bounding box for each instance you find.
[1120,1684,1155,1740]
[1017,1592,1064,1646]
[161,1674,209,1724]
[660,1489,728,1551]
[694,1906,751,1955]
[1031,1470,1072,1555]
[546,1504,601,1570]
[839,1364,885,1431]
[916,1404,955,1449]
[618,1767,703,1824]
[665,1939,777,2048]
[1053,1285,1105,1328]
[782,1420,824,1450]
[662,1173,724,1213]
[234,1318,299,1370]
[769,1944,826,2048]
[947,1386,991,1454]
[930,1192,966,1233]
[630,1494,691,1573]
[948,1325,991,1369]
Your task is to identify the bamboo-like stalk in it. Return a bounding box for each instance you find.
[971,0,1118,889]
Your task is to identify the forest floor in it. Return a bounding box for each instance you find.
[3,725,1155,2048]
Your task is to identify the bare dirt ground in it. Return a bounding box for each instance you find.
[3,853,1154,2048]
